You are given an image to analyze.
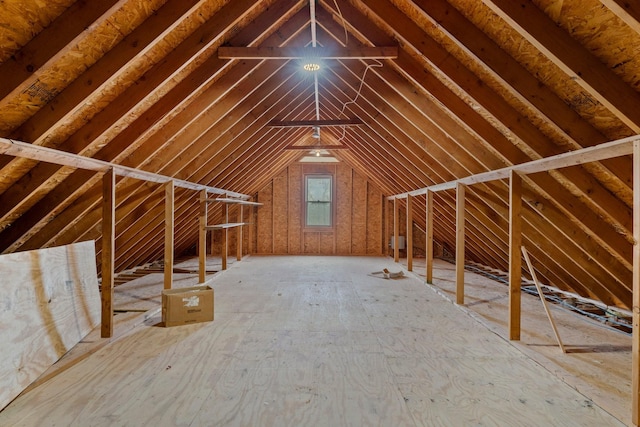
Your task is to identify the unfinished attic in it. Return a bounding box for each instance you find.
[1,0,640,425]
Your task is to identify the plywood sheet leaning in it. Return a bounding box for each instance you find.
[0,240,100,410]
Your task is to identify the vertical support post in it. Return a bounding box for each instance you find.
[632,140,640,426]
[248,204,254,254]
[101,168,115,338]
[222,203,228,270]
[509,171,522,340]
[456,183,466,305]
[393,197,400,262]
[237,204,243,261]
[383,197,390,256]
[198,190,207,283]
[425,190,434,284]
[406,194,413,271]
[164,180,174,290]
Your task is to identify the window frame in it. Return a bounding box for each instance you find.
[303,174,335,230]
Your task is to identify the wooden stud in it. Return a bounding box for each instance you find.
[222,202,228,270]
[198,190,207,283]
[633,140,640,426]
[393,197,400,262]
[425,190,434,283]
[164,180,174,290]
[521,246,565,353]
[383,197,389,256]
[237,205,243,261]
[101,168,115,338]
[406,194,413,271]
[509,171,522,340]
[456,183,465,305]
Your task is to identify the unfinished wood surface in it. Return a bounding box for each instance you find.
[288,164,302,254]
[521,246,565,353]
[164,180,174,290]
[255,163,384,256]
[101,168,115,338]
[0,256,624,426]
[218,46,398,59]
[509,170,522,340]
[198,190,207,284]
[257,181,273,254]
[405,257,631,425]
[351,171,367,254]
[634,139,640,425]
[273,170,288,254]
[0,241,100,411]
[456,183,465,305]
[237,206,243,261]
[406,194,413,271]
[425,190,434,283]
[336,163,353,254]
[366,182,382,255]
[394,197,400,262]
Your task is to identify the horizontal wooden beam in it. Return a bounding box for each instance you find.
[283,145,348,150]
[218,46,398,60]
[205,222,248,230]
[210,198,262,206]
[268,119,363,127]
[388,134,639,199]
[0,137,249,199]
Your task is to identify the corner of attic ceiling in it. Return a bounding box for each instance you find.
[0,0,637,318]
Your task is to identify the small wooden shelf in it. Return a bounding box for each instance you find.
[205,222,248,230]
[199,194,261,279]
[205,197,262,206]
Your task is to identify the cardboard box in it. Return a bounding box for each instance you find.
[162,285,214,327]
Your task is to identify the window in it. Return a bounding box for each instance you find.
[305,175,332,227]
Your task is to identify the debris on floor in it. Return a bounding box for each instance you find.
[370,268,405,279]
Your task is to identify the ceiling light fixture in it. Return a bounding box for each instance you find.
[311,126,320,139]
[303,62,320,72]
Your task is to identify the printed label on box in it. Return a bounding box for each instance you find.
[182,296,199,307]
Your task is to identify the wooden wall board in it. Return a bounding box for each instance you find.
[366,183,383,255]
[257,182,273,254]
[319,231,335,254]
[336,163,353,254]
[254,163,383,256]
[287,164,302,254]
[303,232,319,254]
[0,240,100,410]
[0,255,625,426]
[351,171,367,254]
[272,170,289,254]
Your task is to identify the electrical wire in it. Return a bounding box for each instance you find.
[336,59,383,142]
[333,0,348,46]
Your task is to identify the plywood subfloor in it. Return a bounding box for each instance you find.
[405,257,632,425]
[0,256,626,426]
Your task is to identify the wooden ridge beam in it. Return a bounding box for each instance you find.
[218,46,398,59]
[268,119,363,127]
